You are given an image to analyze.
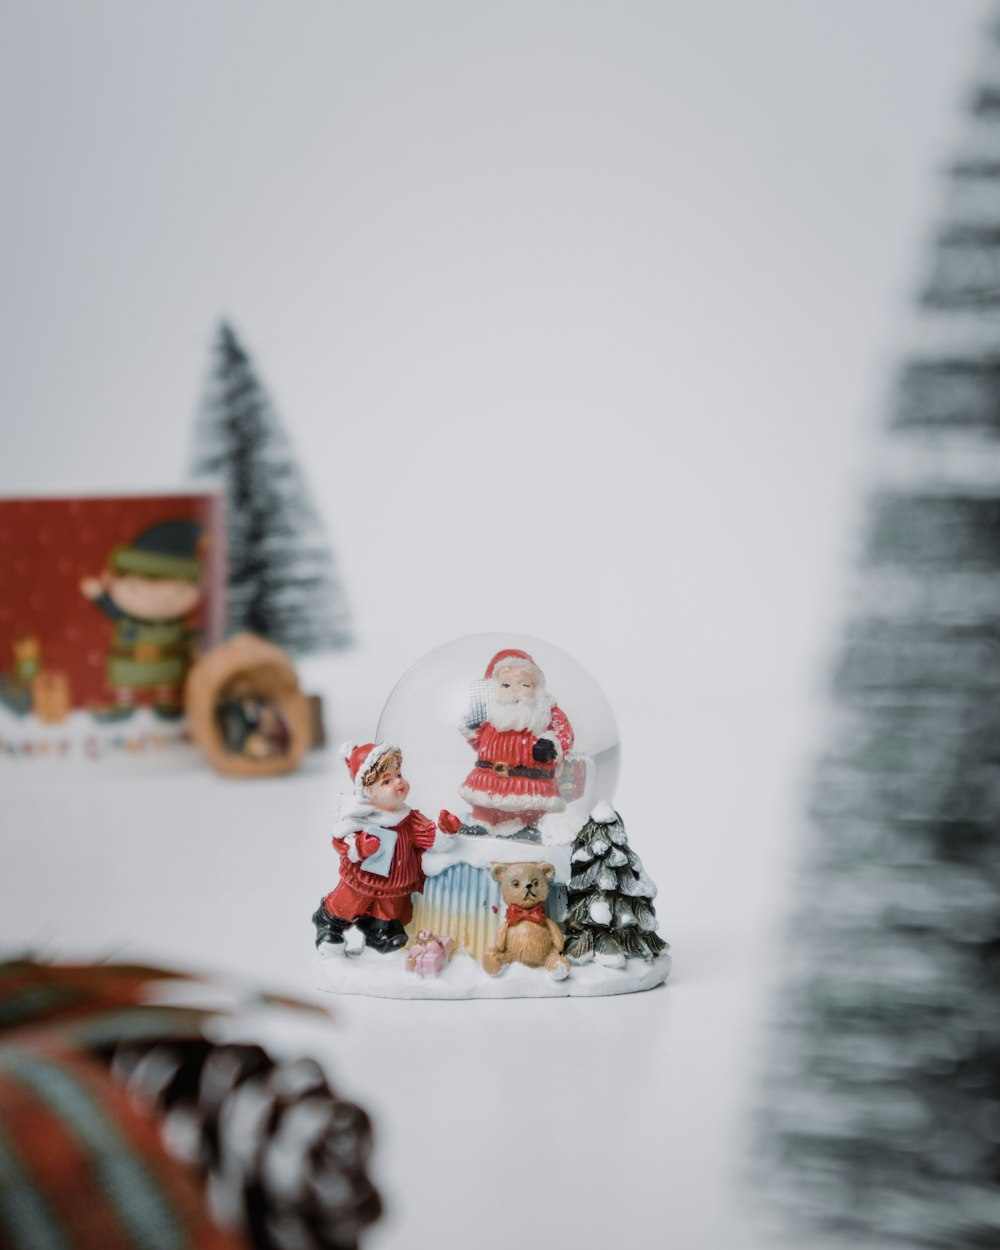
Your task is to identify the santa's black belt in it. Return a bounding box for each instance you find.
[476,760,553,780]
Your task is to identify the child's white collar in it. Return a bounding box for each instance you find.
[337,794,411,829]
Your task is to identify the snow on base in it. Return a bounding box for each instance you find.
[535,805,588,845]
[423,832,572,882]
[315,946,671,1000]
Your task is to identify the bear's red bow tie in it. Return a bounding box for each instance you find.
[506,902,547,926]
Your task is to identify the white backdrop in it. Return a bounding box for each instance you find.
[0,4,988,1248]
[0,0,985,702]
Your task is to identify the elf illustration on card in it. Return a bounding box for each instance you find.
[0,494,222,764]
[80,519,205,720]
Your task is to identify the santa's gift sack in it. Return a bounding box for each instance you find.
[559,753,589,803]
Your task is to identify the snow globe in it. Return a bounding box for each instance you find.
[313,632,671,999]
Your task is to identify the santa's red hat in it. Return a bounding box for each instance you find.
[484,649,542,680]
[339,740,400,796]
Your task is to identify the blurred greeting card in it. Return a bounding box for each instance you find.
[0,493,224,766]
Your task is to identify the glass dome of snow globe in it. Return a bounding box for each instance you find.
[376,632,619,845]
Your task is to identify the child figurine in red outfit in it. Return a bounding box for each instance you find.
[313,741,460,953]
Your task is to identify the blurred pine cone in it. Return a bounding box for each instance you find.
[110,1040,381,1250]
[0,961,381,1250]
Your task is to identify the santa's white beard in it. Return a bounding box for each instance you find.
[487,685,555,736]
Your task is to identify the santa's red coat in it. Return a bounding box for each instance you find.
[458,705,574,816]
[325,808,437,924]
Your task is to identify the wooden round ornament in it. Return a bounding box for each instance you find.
[185,633,311,777]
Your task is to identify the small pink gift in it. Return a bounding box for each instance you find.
[405,931,456,977]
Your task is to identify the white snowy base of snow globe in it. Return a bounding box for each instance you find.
[315,943,671,1001]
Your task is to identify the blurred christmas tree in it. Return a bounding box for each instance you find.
[189,321,351,655]
[754,17,1000,1248]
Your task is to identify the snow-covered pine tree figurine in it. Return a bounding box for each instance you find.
[189,321,351,655]
[565,801,667,966]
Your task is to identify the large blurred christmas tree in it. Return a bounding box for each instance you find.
[189,322,351,655]
[754,16,1000,1248]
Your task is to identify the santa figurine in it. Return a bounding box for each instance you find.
[457,648,575,839]
[313,741,459,953]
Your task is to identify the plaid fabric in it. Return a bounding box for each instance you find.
[0,962,247,1250]
[0,1038,243,1250]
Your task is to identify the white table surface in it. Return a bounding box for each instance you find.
[0,678,813,1250]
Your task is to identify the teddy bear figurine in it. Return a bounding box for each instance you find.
[483,862,569,980]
